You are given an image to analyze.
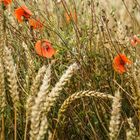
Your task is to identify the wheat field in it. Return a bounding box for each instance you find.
[0,0,140,140]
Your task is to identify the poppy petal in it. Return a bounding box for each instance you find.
[29,18,43,29]
[14,5,32,23]
[113,54,131,74]
[35,40,56,58]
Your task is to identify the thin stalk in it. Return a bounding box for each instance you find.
[14,108,17,140]
[24,114,28,140]
[1,114,5,140]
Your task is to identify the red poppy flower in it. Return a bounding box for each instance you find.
[14,5,32,23]
[0,0,12,7]
[65,11,77,24]
[130,35,140,47]
[113,54,132,74]
[35,39,56,58]
[28,18,43,29]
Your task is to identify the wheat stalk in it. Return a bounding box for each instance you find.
[30,64,51,140]
[109,90,121,140]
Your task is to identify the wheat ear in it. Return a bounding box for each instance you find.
[26,65,47,119]
[22,42,35,90]
[131,72,140,120]
[48,90,113,140]
[0,58,6,113]
[126,118,138,140]
[58,90,113,119]
[22,42,35,75]
[109,90,121,140]
[36,114,49,140]
[0,58,6,140]
[37,63,79,140]
[30,64,51,140]
[45,63,78,113]
[3,46,19,140]
[24,65,47,140]
[3,46,19,108]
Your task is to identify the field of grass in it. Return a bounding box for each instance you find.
[0,0,140,140]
